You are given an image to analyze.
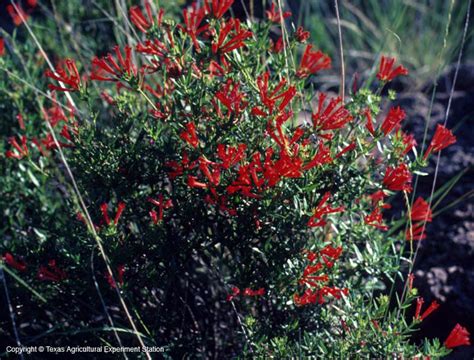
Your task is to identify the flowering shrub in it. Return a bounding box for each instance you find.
[1,1,470,358]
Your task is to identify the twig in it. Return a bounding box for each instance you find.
[334,0,345,99]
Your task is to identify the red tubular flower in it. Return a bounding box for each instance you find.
[45,59,81,92]
[100,202,126,226]
[294,287,348,306]
[423,124,456,160]
[204,0,234,19]
[106,265,125,289]
[377,56,408,82]
[136,39,168,58]
[265,3,291,22]
[212,19,252,54]
[182,2,209,52]
[199,156,221,186]
[16,113,26,130]
[188,176,208,189]
[296,45,331,78]
[295,26,310,43]
[129,2,164,33]
[90,46,137,82]
[369,190,390,209]
[180,122,199,148]
[363,108,375,136]
[215,79,248,115]
[414,297,440,321]
[243,287,265,297]
[114,202,126,225]
[226,286,240,301]
[303,142,333,170]
[406,222,427,241]
[397,130,417,156]
[254,72,296,114]
[312,93,353,131]
[380,106,406,136]
[3,253,27,272]
[38,260,67,282]
[217,143,246,169]
[0,37,5,57]
[335,142,356,159]
[308,192,344,227]
[271,36,284,53]
[7,4,29,26]
[383,163,412,192]
[364,207,388,231]
[444,324,471,349]
[149,195,173,224]
[407,273,415,291]
[5,135,29,160]
[410,197,432,222]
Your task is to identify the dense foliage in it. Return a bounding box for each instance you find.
[0,1,470,358]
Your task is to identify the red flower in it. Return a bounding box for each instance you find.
[212,19,252,54]
[383,163,412,192]
[271,36,284,53]
[198,156,221,186]
[226,286,240,301]
[226,286,264,301]
[308,192,344,227]
[188,176,208,189]
[38,260,67,282]
[180,122,199,148]
[7,4,29,26]
[215,79,248,115]
[45,59,81,92]
[444,324,471,349]
[414,297,440,321]
[312,93,353,132]
[149,195,173,224]
[303,142,333,170]
[0,37,5,57]
[16,113,26,130]
[335,142,356,159]
[106,265,125,289]
[5,135,29,160]
[410,197,432,222]
[364,207,388,231]
[265,3,291,23]
[294,287,348,306]
[129,2,164,33]
[3,253,27,272]
[90,46,137,82]
[423,124,456,160]
[376,56,408,82]
[296,45,331,78]
[100,202,126,226]
[204,0,234,19]
[243,287,265,297]
[181,2,209,52]
[136,39,168,58]
[254,72,296,114]
[406,222,427,241]
[217,143,246,169]
[363,108,375,136]
[369,190,390,209]
[397,130,417,156]
[295,26,310,43]
[380,106,406,136]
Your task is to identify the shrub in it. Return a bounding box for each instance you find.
[1,1,469,358]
